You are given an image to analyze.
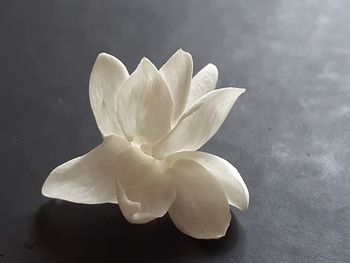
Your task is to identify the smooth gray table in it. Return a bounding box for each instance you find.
[0,1,349,262]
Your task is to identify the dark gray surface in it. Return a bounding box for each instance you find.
[0,0,349,262]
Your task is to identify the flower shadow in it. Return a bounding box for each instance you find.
[35,200,243,262]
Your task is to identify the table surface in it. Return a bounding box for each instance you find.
[1,1,349,262]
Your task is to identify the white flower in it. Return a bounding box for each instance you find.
[42,49,249,239]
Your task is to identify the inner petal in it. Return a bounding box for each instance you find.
[116,58,173,146]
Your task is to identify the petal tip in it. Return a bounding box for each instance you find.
[174,48,193,61]
[138,57,157,71]
[95,52,119,64]
[236,188,249,211]
[236,88,246,95]
[232,87,246,93]
[176,48,185,53]
[41,177,54,199]
[240,88,246,93]
[41,183,48,197]
[97,52,110,58]
[139,57,149,66]
[207,63,219,79]
[207,63,218,69]
[140,56,150,63]
[223,87,246,98]
[242,189,250,211]
[239,202,249,211]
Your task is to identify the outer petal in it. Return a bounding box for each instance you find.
[160,49,193,124]
[89,53,129,137]
[167,151,249,210]
[117,58,173,145]
[42,136,131,204]
[168,159,231,239]
[153,88,245,157]
[187,63,218,108]
[115,146,176,223]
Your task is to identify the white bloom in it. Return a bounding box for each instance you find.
[42,49,249,239]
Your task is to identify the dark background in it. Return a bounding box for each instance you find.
[0,0,349,262]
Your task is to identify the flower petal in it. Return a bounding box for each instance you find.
[160,49,193,124]
[187,63,218,108]
[169,159,231,239]
[89,53,129,137]
[115,146,176,223]
[153,88,245,157]
[117,58,173,145]
[42,136,131,204]
[167,151,249,210]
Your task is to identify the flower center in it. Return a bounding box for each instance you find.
[134,143,163,161]
[130,138,164,160]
